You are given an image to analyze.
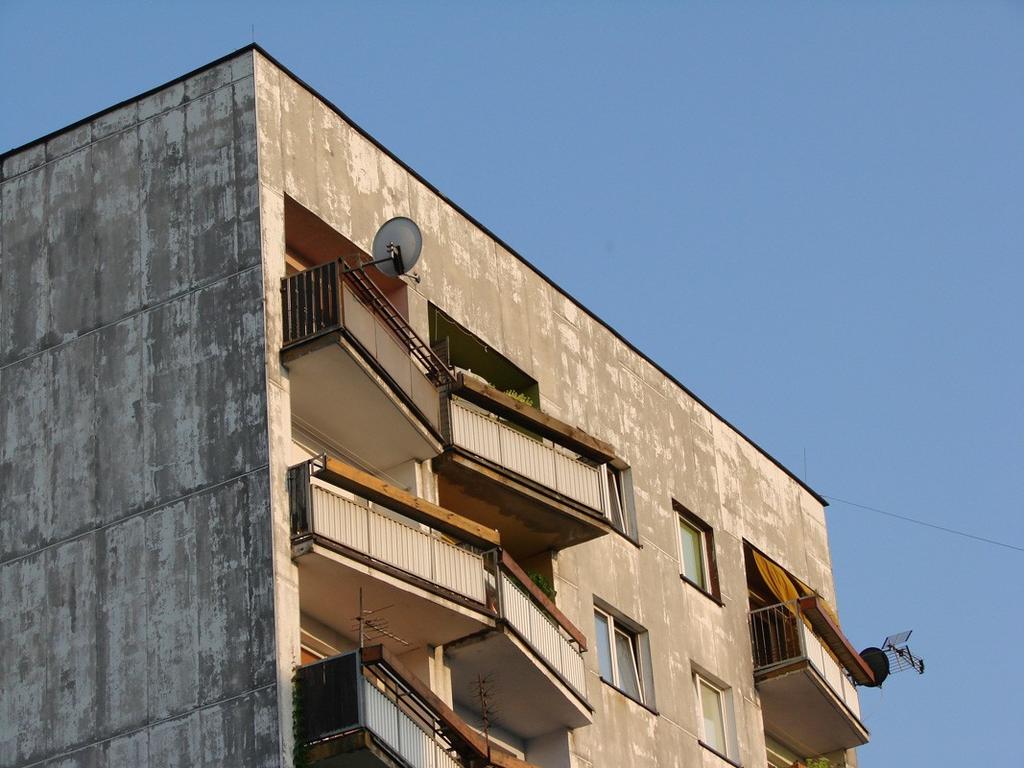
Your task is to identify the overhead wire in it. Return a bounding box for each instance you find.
[823,494,1024,554]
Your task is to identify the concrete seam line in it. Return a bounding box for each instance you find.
[14,681,278,768]
[0,262,264,373]
[0,463,271,567]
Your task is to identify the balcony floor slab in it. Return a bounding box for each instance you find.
[435,451,612,559]
[446,628,592,739]
[298,542,494,655]
[756,661,869,756]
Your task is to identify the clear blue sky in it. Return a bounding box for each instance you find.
[3,2,1021,764]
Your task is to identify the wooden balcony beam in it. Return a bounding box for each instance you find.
[316,457,500,549]
[797,595,876,686]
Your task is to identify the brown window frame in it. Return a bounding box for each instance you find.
[673,501,722,603]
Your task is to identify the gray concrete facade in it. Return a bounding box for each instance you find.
[1,52,281,767]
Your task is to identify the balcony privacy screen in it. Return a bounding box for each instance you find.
[296,653,360,742]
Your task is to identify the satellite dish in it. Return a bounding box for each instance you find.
[858,646,891,687]
[372,217,422,277]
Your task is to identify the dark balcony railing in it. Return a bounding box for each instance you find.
[296,649,468,768]
[283,260,341,345]
[281,261,454,386]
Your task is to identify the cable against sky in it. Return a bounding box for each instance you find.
[824,494,1024,554]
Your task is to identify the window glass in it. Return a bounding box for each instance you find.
[700,679,727,753]
[614,628,642,700]
[594,611,613,682]
[679,518,706,589]
[606,467,626,532]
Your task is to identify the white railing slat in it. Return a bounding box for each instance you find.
[311,485,486,603]
[499,573,587,700]
[450,399,606,514]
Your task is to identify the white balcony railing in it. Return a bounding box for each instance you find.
[310,483,488,604]
[363,678,462,768]
[750,601,861,719]
[450,398,608,515]
[498,571,588,699]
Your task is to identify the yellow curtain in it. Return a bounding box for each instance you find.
[753,550,804,606]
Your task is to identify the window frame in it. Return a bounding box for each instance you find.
[604,465,639,542]
[694,672,739,763]
[674,501,721,602]
[593,604,654,709]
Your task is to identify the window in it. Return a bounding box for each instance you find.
[594,605,653,706]
[605,466,638,540]
[679,518,708,588]
[675,502,720,599]
[695,673,737,760]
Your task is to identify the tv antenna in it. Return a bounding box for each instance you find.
[858,629,925,687]
[341,217,423,278]
[354,589,410,649]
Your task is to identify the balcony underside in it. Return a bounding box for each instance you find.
[286,335,441,470]
[757,661,869,756]
[307,729,408,768]
[296,541,494,654]
[434,451,613,559]
[447,629,592,738]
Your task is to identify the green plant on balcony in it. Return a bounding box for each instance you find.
[292,671,310,768]
[528,570,557,600]
[504,389,536,408]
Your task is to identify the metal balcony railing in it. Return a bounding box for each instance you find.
[495,566,588,699]
[749,600,861,718]
[449,398,609,516]
[297,649,465,768]
[281,260,454,385]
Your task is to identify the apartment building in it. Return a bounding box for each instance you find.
[0,46,875,768]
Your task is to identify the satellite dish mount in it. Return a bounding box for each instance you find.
[342,216,423,278]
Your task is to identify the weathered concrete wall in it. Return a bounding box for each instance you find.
[0,53,281,767]
[254,51,849,768]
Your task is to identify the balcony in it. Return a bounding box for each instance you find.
[281,261,452,471]
[435,375,620,557]
[290,457,592,735]
[448,551,591,737]
[290,456,498,653]
[749,599,870,756]
[297,646,537,768]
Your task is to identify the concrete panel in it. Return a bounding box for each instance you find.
[0,165,49,362]
[94,318,146,524]
[140,103,191,304]
[44,537,98,759]
[148,712,201,768]
[104,731,149,768]
[96,516,149,737]
[92,126,142,323]
[195,473,275,704]
[46,147,98,342]
[49,332,99,543]
[146,496,199,721]
[2,143,46,180]
[0,353,53,558]
[0,550,48,765]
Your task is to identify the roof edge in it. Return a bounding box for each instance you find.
[0,42,828,507]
